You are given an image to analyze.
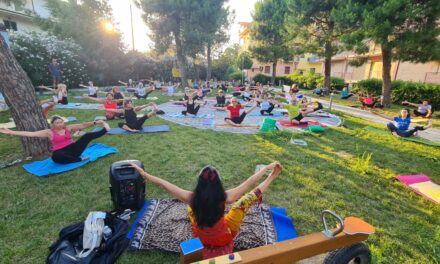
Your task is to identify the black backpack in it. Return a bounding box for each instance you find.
[47,213,129,264]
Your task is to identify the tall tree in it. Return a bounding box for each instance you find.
[250,0,293,85]
[137,0,199,87]
[190,0,232,81]
[36,0,126,85]
[334,0,440,107]
[0,33,51,158]
[287,0,357,92]
[237,51,253,71]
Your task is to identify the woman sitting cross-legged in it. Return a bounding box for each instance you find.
[106,100,158,132]
[211,97,258,126]
[0,117,110,164]
[374,109,432,137]
[128,161,282,259]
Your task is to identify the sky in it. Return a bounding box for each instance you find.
[108,0,258,52]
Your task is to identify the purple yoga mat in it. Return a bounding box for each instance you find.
[395,175,430,185]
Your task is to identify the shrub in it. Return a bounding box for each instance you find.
[391,81,440,110]
[253,73,271,85]
[329,77,346,91]
[352,79,382,95]
[275,75,293,86]
[228,71,243,81]
[353,79,440,109]
[11,31,88,88]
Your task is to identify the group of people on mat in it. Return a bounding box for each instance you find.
[128,161,283,259]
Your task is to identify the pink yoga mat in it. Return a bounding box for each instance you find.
[277,120,327,128]
[395,175,431,185]
[277,120,309,128]
[395,174,439,204]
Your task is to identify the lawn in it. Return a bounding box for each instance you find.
[0,91,439,264]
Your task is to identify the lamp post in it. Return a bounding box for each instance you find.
[130,3,135,51]
[241,55,244,84]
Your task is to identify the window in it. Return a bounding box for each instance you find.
[284,66,291,74]
[251,68,254,72]
[3,20,18,31]
[264,66,270,74]
[310,68,316,74]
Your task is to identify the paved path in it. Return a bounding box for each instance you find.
[316,98,440,144]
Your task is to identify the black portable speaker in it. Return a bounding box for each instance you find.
[109,160,145,211]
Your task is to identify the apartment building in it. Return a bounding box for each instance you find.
[0,0,49,33]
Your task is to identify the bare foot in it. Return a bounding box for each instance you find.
[101,121,111,131]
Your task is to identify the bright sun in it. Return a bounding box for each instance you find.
[103,21,114,31]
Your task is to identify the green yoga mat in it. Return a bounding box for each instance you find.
[363,126,440,147]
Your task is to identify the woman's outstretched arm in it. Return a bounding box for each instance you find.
[0,128,51,138]
[225,162,281,203]
[129,162,194,204]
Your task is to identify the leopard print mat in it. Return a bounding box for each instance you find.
[128,199,277,252]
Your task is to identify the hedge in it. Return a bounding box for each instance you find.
[353,79,440,109]
[252,74,293,86]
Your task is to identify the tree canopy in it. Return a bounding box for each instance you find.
[334,0,440,106]
[35,0,126,85]
[250,0,293,84]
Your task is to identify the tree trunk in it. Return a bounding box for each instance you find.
[271,61,277,85]
[173,26,188,87]
[206,43,212,81]
[381,46,392,108]
[0,34,51,158]
[193,57,200,81]
[324,40,332,94]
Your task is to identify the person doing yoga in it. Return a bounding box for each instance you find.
[299,97,324,116]
[80,81,98,98]
[182,90,204,116]
[107,100,158,132]
[258,93,281,115]
[112,87,125,108]
[374,109,432,137]
[402,100,433,118]
[283,98,310,125]
[39,84,69,105]
[0,117,110,164]
[212,97,258,126]
[215,90,227,107]
[134,82,154,99]
[88,93,124,120]
[128,161,282,259]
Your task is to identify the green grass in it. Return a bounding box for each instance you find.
[0,91,439,263]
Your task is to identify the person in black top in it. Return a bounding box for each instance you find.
[107,100,158,132]
[182,90,205,116]
[112,86,125,108]
[215,90,227,107]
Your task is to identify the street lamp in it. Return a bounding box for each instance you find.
[241,55,244,84]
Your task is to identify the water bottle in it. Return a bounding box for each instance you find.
[103,226,112,241]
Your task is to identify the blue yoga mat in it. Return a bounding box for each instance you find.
[23,143,118,177]
[166,112,213,119]
[55,103,103,110]
[92,125,170,135]
[249,112,284,117]
[127,199,150,240]
[271,207,298,242]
